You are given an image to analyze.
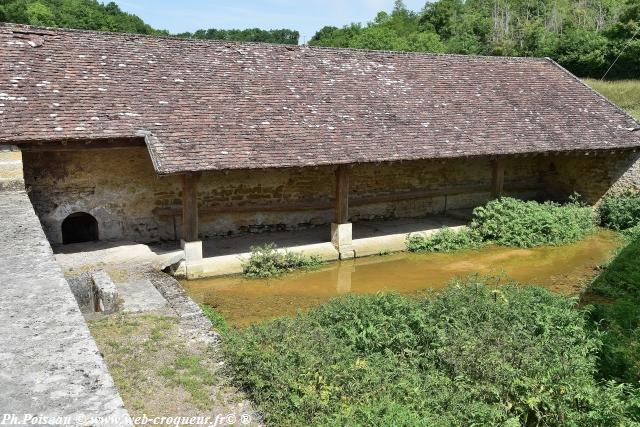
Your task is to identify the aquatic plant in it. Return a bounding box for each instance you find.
[470,197,595,248]
[599,192,640,232]
[406,226,482,253]
[221,277,639,426]
[242,243,325,279]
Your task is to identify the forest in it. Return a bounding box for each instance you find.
[0,0,637,76]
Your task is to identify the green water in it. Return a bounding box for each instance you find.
[182,230,622,327]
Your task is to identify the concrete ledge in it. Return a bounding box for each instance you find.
[0,190,130,422]
[180,219,467,280]
[183,242,339,279]
[353,224,467,257]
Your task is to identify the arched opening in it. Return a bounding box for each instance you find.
[62,212,99,244]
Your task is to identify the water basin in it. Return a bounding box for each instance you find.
[182,230,622,327]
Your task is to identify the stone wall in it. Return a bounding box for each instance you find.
[21,147,640,245]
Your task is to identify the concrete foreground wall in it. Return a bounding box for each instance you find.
[0,188,130,424]
[22,147,640,245]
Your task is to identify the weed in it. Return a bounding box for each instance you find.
[242,243,325,278]
[406,226,482,252]
[470,197,595,247]
[222,277,639,426]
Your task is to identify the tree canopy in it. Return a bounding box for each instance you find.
[0,0,636,77]
[0,0,299,44]
[310,0,639,78]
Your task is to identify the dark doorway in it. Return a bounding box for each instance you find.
[62,212,99,244]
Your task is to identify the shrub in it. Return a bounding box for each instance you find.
[406,226,482,252]
[599,192,640,231]
[588,238,640,383]
[242,243,325,278]
[470,197,595,248]
[222,277,639,426]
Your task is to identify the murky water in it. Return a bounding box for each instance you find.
[182,231,622,327]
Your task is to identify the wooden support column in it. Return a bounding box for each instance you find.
[335,165,350,224]
[491,159,505,199]
[182,173,200,242]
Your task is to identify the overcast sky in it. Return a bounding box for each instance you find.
[112,0,427,43]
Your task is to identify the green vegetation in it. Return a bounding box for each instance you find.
[408,197,595,252]
[88,314,245,416]
[221,277,639,426]
[588,238,640,383]
[0,0,163,34]
[0,0,298,44]
[310,0,640,78]
[176,28,299,44]
[201,304,229,334]
[599,192,640,231]
[406,226,481,252]
[242,243,325,278]
[471,197,595,248]
[585,79,640,120]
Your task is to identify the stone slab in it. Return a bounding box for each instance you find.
[117,279,169,313]
[0,190,130,425]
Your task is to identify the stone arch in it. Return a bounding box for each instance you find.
[61,212,99,244]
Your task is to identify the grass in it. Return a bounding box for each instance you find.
[583,79,640,121]
[88,313,250,417]
[219,277,639,426]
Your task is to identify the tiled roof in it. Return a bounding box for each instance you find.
[1,23,639,174]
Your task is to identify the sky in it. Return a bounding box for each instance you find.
[112,0,427,43]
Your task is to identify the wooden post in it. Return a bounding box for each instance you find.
[335,165,350,224]
[182,173,199,242]
[491,159,504,199]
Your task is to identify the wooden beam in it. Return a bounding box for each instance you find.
[335,165,350,224]
[19,138,146,152]
[154,182,544,218]
[491,159,505,198]
[182,173,200,242]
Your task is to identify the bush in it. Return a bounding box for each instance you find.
[242,243,325,278]
[599,192,640,231]
[222,277,639,426]
[470,197,595,248]
[588,238,640,383]
[406,226,482,252]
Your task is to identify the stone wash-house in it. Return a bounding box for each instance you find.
[2,23,640,273]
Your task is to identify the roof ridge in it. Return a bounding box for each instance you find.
[0,22,549,62]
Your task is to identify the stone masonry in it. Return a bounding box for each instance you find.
[22,147,640,245]
[0,188,130,425]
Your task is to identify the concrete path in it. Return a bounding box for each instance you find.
[117,279,170,313]
[54,240,184,274]
[0,190,130,425]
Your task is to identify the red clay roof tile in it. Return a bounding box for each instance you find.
[1,23,639,174]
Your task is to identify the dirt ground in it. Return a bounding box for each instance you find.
[88,313,259,426]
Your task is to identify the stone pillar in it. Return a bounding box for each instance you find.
[0,145,24,192]
[332,165,354,259]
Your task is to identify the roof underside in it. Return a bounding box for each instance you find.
[1,24,639,174]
